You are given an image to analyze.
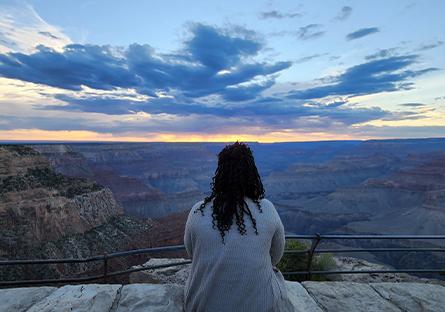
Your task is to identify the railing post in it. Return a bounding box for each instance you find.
[103,253,108,283]
[306,233,321,280]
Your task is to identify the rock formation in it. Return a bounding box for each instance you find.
[0,145,121,257]
[2,281,445,311]
[0,145,159,282]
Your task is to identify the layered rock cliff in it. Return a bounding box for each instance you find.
[0,145,122,257]
[32,143,208,218]
[0,145,159,282]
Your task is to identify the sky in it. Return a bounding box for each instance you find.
[0,0,444,142]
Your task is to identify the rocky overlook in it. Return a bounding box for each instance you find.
[1,281,445,312]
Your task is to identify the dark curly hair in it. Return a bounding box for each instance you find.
[195,142,265,243]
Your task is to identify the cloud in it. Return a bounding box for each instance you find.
[38,93,390,132]
[351,125,445,139]
[346,27,379,40]
[286,55,438,100]
[219,79,276,102]
[184,24,262,71]
[399,103,426,107]
[296,24,325,40]
[335,6,353,21]
[259,10,301,19]
[38,31,60,40]
[0,24,291,100]
[0,1,71,53]
[365,48,399,60]
[418,41,444,51]
[294,54,327,64]
[0,16,394,136]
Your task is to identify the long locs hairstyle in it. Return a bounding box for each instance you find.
[195,142,265,242]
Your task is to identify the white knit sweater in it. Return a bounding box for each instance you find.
[183,197,294,312]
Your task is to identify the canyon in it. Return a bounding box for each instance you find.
[1,138,445,282]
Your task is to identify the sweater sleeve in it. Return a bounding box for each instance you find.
[184,208,194,258]
[184,201,203,259]
[269,202,285,266]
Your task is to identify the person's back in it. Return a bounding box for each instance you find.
[183,142,293,312]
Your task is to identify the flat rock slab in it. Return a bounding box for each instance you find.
[27,284,121,312]
[2,282,445,311]
[371,282,445,312]
[285,281,323,312]
[0,286,56,312]
[302,281,401,312]
[116,283,183,312]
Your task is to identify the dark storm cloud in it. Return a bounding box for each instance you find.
[0,23,291,99]
[287,55,438,100]
[346,27,379,40]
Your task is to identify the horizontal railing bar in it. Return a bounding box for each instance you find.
[311,248,445,253]
[0,245,186,266]
[0,260,192,287]
[0,255,105,266]
[107,244,186,259]
[285,234,445,240]
[2,235,445,287]
[3,234,445,266]
[283,269,445,275]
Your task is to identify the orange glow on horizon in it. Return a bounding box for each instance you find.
[0,129,370,143]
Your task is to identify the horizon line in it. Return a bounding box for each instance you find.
[1,136,445,145]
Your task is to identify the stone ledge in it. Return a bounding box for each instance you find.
[1,281,445,312]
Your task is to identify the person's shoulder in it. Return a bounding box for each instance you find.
[259,198,275,208]
[258,198,280,216]
[191,200,206,211]
[186,200,205,227]
[187,199,211,219]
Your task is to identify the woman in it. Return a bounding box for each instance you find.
[184,142,293,312]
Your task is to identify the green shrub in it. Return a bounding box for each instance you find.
[277,239,336,281]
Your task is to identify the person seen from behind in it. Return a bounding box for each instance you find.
[184,141,293,312]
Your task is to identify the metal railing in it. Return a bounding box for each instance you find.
[1,234,445,287]
[284,234,445,280]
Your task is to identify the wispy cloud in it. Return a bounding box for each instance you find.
[287,55,438,99]
[346,27,379,40]
[365,48,399,60]
[259,10,301,19]
[418,41,444,51]
[335,6,353,21]
[399,102,426,107]
[296,24,325,40]
[294,54,326,64]
[0,2,71,53]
